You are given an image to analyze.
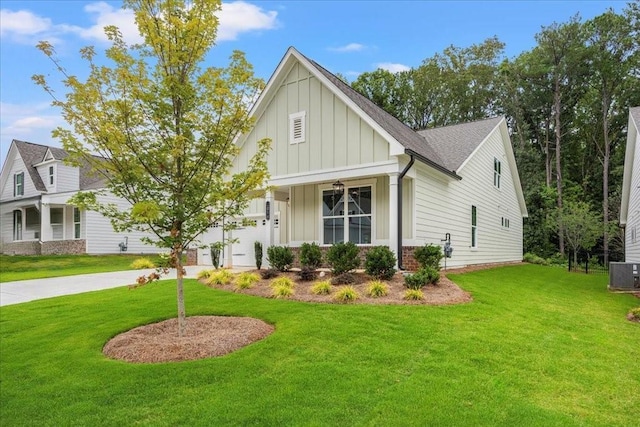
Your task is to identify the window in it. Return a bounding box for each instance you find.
[49,166,54,186]
[322,185,372,245]
[13,172,24,196]
[494,158,501,189]
[501,217,510,229]
[74,208,81,239]
[13,210,22,241]
[289,111,306,144]
[471,205,477,248]
[51,207,63,240]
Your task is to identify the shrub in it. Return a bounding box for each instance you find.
[523,252,549,265]
[297,266,317,281]
[404,289,424,300]
[331,272,356,285]
[364,246,396,280]
[260,268,279,279]
[413,244,443,270]
[210,242,223,269]
[266,245,294,272]
[627,307,640,322]
[270,276,295,289]
[130,257,156,269]
[404,267,439,289]
[334,286,359,303]
[300,242,323,269]
[547,252,567,266]
[206,269,233,286]
[272,284,294,299]
[326,242,360,275]
[254,241,263,270]
[367,280,389,297]
[311,280,332,295]
[196,269,213,280]
[235,272,260,290]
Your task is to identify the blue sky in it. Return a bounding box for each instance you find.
[0,0,628,166]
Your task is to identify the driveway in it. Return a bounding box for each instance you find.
[0,265,208,307]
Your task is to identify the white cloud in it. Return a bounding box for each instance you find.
[375,62,410,73]
[69,1,143,44]
[328,43,365,53]
[0,9,52,36]
[217,1,278,41]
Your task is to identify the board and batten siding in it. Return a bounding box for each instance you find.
[414,127,522,267]
[625,122,640,262]
[84,193,163,254]
[233,61,390,177]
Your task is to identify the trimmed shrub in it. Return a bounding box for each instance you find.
[326,242,360,275]
[364,246,396,280]
[266,245,294,272]
[334,286,359,303]
[404,267,439,290]
[413,244,443,270]
[235,272,260,290]
[130,257,155,269]
[300,242,323,269]
[404,289,424,300]
[331,272,356,285]
[270,276,295,289]
[367,280,389,297]
[311,280,332,295]
[206,269,233,286]
[272,284,294,299]
[297,266,317,281]
[260,268,279,279]
[254,241,263,270]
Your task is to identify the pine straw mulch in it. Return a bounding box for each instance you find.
[103,262,520,364]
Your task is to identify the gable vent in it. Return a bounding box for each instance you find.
[289,111,306,144]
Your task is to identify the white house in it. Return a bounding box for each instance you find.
[197,47,528,269]
[619,106,640,262]
[0,139,162,255]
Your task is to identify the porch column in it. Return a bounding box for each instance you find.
[40,201,52,242]
[388,173,399,268]
[264,191,274,267]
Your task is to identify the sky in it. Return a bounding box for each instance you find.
[0,0,629,167]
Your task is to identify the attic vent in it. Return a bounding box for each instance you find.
[289,111,306,144]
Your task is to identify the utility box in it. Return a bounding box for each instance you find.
[609,262,640,291]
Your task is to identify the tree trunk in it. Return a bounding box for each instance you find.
[175,246,186,337]
[554,83,565,255]
[602,98,610,266]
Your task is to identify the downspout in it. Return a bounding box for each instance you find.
[397,155,415,270]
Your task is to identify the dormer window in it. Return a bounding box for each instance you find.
[49,166,54,186]
[289,111,306,144]
[13,172,24,196]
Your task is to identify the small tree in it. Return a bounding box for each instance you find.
[33,0,270,336]
[552,200,601,266]
[254,241,263,270]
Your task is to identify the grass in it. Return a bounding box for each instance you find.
[0,254,167,282]
[1,264,638,425]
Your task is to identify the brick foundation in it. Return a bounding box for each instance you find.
[185,248,197,266]
[41,240,86,255]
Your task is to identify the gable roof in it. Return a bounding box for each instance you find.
[417,117,503,172]
[620,106,640,225]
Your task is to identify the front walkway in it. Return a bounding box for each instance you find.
[0,265,217,307]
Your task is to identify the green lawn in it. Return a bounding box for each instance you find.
[1,264,638,426]
[0,254,165,282]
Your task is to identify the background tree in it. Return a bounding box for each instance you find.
[553,200,602,266]
[33,0,270,336]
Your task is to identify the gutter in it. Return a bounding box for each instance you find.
[397,155,415,270]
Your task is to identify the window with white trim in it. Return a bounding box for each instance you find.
[49,166,54,186]
[322,186,372,244]
[494,158,501,188]
[51,207,64,240]
[13,210,22,241]
[471,205,478,248]
[289,111,306,144]
[14,172,24,196]
[501,217,510,229]
[74,207,81,239]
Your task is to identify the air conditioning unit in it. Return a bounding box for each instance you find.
[609,262,640,291]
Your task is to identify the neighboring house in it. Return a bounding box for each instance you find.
[0,140,162,255]
[620,106,640,262]
[198,47,528,269]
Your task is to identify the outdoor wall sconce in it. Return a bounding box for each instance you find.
[333,180,344,195]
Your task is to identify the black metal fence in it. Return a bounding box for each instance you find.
[568,251,611,275]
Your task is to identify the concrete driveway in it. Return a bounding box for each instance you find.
[0,265,208,307]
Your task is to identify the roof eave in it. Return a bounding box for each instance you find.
[405,149,461,180]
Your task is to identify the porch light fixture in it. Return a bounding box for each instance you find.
[333,180,344,195]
